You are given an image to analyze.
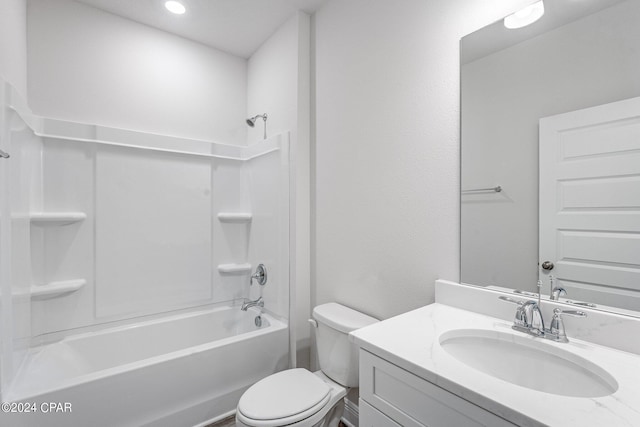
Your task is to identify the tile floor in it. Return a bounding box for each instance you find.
[207,415,236,427]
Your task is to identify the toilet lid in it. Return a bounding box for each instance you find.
[238,369,331,424]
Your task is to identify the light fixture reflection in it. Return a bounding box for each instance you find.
[504,1,545,29]
[165,1,186,15]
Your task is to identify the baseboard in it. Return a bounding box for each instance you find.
[341,395,359,427]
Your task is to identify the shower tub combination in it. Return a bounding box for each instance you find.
[3,306,288,427]
[0,82,292,427]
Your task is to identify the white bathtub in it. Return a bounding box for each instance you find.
[2,306,288,427]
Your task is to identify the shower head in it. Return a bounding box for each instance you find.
[246,113,267,127]
[246,113,268,139]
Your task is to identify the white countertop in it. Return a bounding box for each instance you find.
[350,303,640,427]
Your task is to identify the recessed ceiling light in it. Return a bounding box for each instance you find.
[504,1,545,29]
[165,1,186,15]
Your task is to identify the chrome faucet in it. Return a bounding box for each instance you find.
[551,286,566,301]
[241,296,264,311]
[548,275,567,301]
[502,297,545,337]
[499,296,586,342]
[521,300,545,335]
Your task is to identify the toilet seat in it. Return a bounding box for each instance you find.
[237,369,332,427]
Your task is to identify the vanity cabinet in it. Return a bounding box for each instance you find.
[359,350,517,427]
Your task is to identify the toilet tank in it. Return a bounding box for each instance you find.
[312,303,378,387]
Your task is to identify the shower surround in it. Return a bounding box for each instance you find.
[0,80,291,426]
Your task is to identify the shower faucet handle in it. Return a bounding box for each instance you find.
[250,264,267,286]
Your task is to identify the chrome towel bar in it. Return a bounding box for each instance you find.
[461,185,501,194]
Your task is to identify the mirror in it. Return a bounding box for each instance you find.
[460,0,640,316]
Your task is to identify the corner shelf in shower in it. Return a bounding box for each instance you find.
[30,212,87,226]
[30,279,86,300]
[217,263,252,274]
[217,212,253,223]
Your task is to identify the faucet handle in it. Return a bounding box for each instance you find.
[499,296,528,328]
[250,264,267,286]
[548,308,586,343]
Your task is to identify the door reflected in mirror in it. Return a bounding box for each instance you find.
[460,0,640,316]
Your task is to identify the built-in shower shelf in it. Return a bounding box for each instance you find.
[30,279,86,300]
[217,213,253,223]
[218,263,252,274]
[30,212,87,226]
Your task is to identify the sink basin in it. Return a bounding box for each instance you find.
[439,329,618,398]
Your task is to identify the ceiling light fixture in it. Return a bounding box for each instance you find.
[504,1,545,29]
[165,1,186,15]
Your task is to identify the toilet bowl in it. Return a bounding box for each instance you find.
[236,303,378,427]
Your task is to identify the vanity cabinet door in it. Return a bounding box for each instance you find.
[359,399,402,427]
[359,350,517,427]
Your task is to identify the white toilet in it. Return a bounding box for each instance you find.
[236,303,378,427]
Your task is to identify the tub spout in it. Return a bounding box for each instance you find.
[241,297,264,311]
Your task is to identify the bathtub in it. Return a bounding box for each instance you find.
[2,306,288,427]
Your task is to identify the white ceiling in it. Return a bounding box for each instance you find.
[74,0,329,58]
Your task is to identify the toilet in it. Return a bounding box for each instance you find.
[236,303,378,427]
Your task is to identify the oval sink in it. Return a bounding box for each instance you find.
[439,329,618,398]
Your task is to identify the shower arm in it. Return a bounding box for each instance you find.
[262,117,267,140]
[256,114,267,140]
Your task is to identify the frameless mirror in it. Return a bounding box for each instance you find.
[460,0,640,316]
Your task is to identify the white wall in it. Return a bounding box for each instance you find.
[312,0,533,321]
[247,12,311,368]
[461,0,640,292]
[0,0,28,398]
[27,0,247,144]
[0,0,28,98]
